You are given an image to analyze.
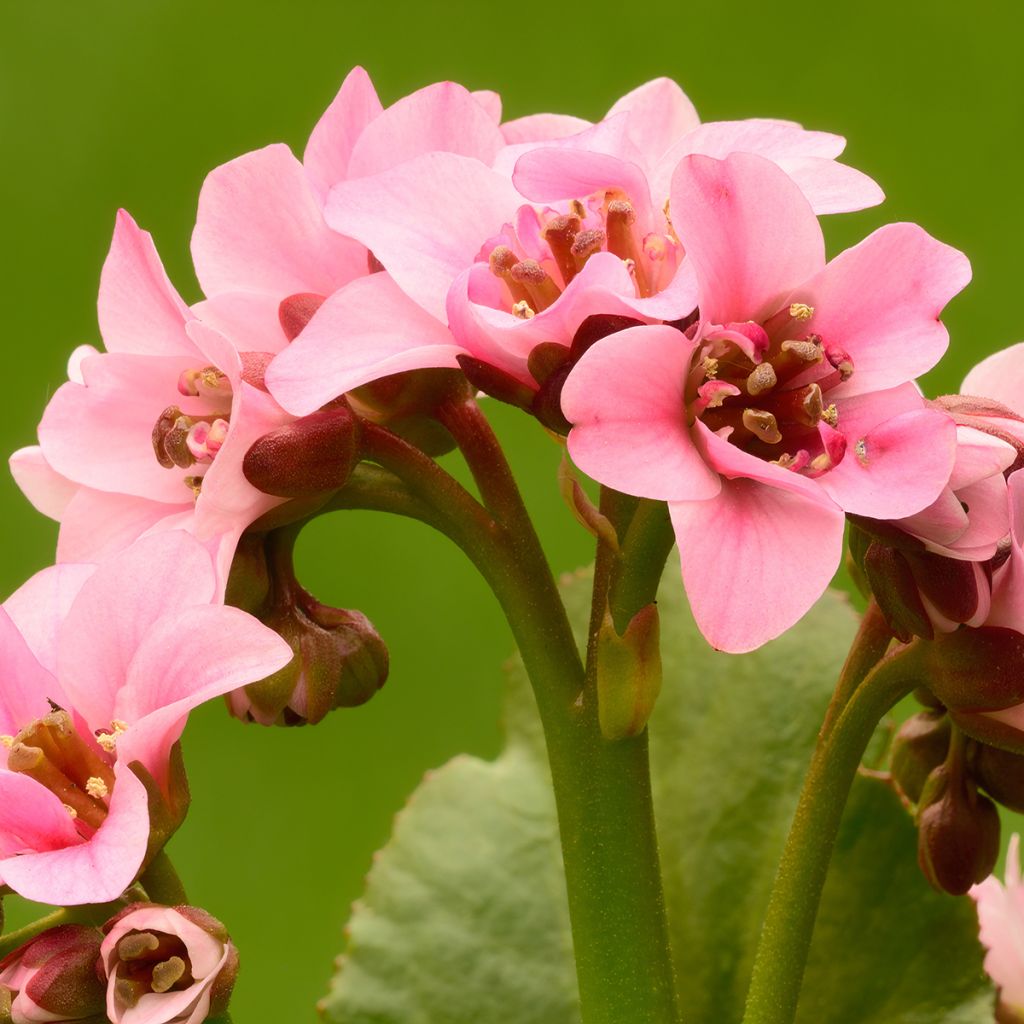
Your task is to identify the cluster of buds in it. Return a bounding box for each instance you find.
[223,528,388,726]
[0,905,236,1024]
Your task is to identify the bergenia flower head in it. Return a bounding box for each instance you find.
[561,152,969,652]
[264,76,883,419]
[0,532,291,905]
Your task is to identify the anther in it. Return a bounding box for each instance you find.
[512,300,536,319]
[569,199,586,220]
[790,303,815,321]
[703,357,719,379]
[85,776,109,799]
[509,259,560,311]
[152,407,197,470]
[542,214,582,287]
[183,475,203,499]
[746,362,777,396]
[824,342,855,381]
[488,246,519,277]
[742,409,783,444]
[570,228,606,268]
[117,933,161,961]
[151,957,188,994]
[822,403,839,427]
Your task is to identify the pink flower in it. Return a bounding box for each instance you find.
[970,834,1024,1021]
[561,153,969,652]
[100,904,238,1024]
[10,212,295,584]
[265,78,883,418]
[0,925,105,1023]
[0,533,291,905]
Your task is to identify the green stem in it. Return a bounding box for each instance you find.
[0,909,67,958]
[139,849,188,905]
[742,646,918,1024]
[609,499,675,633]
[362,414,681,1024]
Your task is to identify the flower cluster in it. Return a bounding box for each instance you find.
[6,67,1024,1018]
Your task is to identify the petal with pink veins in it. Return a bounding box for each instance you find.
[669,477,845,652]
[791,223,971,399]
[562,324,721,502]
[324,153,523,322]
[192,144,365,299]
[962,341,1024,416]
[346,81,506,179]
[303,66,383,199]
[98,211,194,357]
[267,272,465,416]
[9,446,78,521]
[670,153,826,326]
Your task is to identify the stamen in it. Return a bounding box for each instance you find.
[117,933,161,961]
[742,409,783,444]
[822,404,839,427]
[695,380,741,413]
[773,383,825,427]
[569,199,586,220]
[509,259,560,311]
[151,957,188,994]
[183,476,204,499]
[774,450,811,472]
[746,362,778,396]
[541,214,582,287]
[703,357,719,379]
[152,407,195,470]
[487,246,533,307]
[789,303,815,321]
[824,342,855,381]
[570,228,606,269]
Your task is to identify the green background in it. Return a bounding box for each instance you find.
[1,1,1021,1019]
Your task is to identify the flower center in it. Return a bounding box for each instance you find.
[151,365,233,498]
[688,303,856,476]
[1,710,118,837]
[113,931,195,1006]
[486,192,680,317]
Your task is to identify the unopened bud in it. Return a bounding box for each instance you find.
[244,405,361,498]
[917,764,1001,895]
[970,742,1024,814]
[596,604,662,740]
[862,541,933,642]
[891,711,951,804]
[278,292,326,342]
[0,925,105,1023]
[915,626,1024,714]
[455,355,535,411]
[101,904,238,1024]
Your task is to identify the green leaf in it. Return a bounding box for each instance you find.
[322,565,992,1023]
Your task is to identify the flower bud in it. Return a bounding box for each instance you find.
[890,711,951,804]
[915,626,1024,713]
[243,405,361,498]
[0,925,105,1023]
[225,528,388,726]
[101,904,238,1024]
[970,742,1024,814]
[917,764,1001,895]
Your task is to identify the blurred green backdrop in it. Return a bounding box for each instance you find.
[2,1,1022,1019]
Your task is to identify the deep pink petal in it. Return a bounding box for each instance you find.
[669,478,845,652]
[303,66,383,199]
[791,223,971,397]
[500,113,591,145]
[0,773,82,859]
[98,211,193,357]
[324,153,523,321]
[562,324,721,501]
[670,153,825,325]
[192,144,365,298]
[0,764,150,905]
[346,81,506,179]
[266,272,463,416]
[605,78,700,167]
[9,446,78,521]
[962,342,1024,415]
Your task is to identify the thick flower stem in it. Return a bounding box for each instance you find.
[357,415,681,1024]
[139,849,188,905]
[741,647,918,1024]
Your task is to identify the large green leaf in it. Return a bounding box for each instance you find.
[322,565,992,1023]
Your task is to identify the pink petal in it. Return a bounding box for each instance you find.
[987,472,1024,631]
[56,533,219,730]
[9,446,78,521]
[562,324,721,501]
[324,152,523,321]
[500,113,591,145]
[949,425,1019,490]
[669,477,845,652]
[266,271,464,416]
[0,609,60,737]
[818,390,957,517]
[946,472,1012,558]
[772,155,884,214]
[303,66,383,199]
[0,763,150,905]
[191,291,292,355]
[98,211,194,357]
[962,342,1024,416]
[791,223,971,398]
[605,77,700,166]
[472,89,502,122]
[192,144,365,298]
[670,153,826,326]
[0,772,82,859]
[346,81,506,179]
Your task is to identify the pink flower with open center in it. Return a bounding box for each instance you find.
[561,152,969,652]
[0,533,291,905]
[265,79,883,417]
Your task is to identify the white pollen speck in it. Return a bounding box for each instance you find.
[64,804,78,820]
[790,302,815,321]
[96,733,117,753]
[0,735,13,749]
[85,777,109,799]
[855,438,869,466]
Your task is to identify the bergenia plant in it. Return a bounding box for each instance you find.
[4,66,1023,1024]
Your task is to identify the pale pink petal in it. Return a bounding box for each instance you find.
[669,478,845,652]
[670,153,826,326]
[898,486,969,550]
[192,144,365,298]
[472,89,502,122]
[817,389,957,517]
[987,472,1024,632]
[946,472,1012,557]
[791,223,972,398]
[0,773,82,859]
[0,608,59,736]
[500,113,591,145]
[68,344,99,384]
[0,762,150,905]
[949,425,1018,490]
[191,291,291,355]
[562,324,721,501]
[303,66,383,198]
[970,840,1024,1011]
[324,153,523,321]
[57,533,219,730]
[346,81,506,179]
[9,446,78,521]
[605,78,700,166]
[962,342,1024,416]
[98,211,193,357]
[266,272,464,416]
[772,156,884,214]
